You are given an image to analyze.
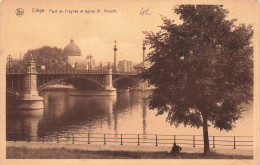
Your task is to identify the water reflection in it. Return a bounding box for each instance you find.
[6,109,43,141]
[37,91,117,137]
[6,90,253,142]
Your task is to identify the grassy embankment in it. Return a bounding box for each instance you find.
[6,147,253,159]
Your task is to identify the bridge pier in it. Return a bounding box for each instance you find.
[17,55,44,109]
[103,68,117,96]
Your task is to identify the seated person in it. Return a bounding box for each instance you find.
[171,143,182,154]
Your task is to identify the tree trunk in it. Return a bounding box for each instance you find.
[202,112,210,154]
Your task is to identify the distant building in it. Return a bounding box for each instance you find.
[63,39,82,68]
[118,60,133,72]
[63,39,96,70]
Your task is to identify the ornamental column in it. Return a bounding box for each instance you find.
[104,64,117,96]
[17,54,44,109]
[142,43,146,67]
[114,41,118,72]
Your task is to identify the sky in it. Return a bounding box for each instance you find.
[0,0,257,64]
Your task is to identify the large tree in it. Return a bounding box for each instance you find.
[23,46,69,70]
[141,5,253,154]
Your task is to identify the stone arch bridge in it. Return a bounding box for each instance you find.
[6,58,141,109]
[7,69,140,94]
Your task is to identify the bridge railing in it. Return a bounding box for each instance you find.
[6,68,26,74]
[6,69,108,74]
[6,132,253,149]
[37,69,109,74]
[6,68,138,75]
[112,71,138,75]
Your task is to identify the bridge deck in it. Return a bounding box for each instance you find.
[6,69,138,75]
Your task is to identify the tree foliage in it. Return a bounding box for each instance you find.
[7,59,25,70]
[141,5,253,154]
[23,46,69,70]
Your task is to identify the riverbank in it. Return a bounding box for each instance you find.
[6,146,253,159]
[6,142,253,159]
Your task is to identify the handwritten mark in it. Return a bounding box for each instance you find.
[140,7,152,16]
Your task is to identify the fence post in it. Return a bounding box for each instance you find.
[155,135,158,146]
[174,135,176,144]
[104,134,106,145]
[138,134,140,145]
[213,136,215,148]
[72,133,74,144]
[13,133,16,142]
[233,136,236,149]
[27,133,30,142]
[121,134,123,145]
[193,136,195,147]
[88,133,90,144]
[57,134,59,143]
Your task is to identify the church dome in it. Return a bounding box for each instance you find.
[63,39,81,56]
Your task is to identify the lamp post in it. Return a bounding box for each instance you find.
[91,59,95,70]
[74,62,78,69]
[100,62,103,71]
[65,61,69,72]
[7,54,12,72]
[45,59,49,71]
[87,54,95,70]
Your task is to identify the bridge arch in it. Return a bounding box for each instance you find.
[112,75,140,88]
[38,75,105,91]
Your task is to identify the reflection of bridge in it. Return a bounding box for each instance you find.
[6,57,141,109]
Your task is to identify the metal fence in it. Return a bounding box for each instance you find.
[6,132,253,149]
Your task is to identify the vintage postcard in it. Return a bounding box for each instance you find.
[0,0,259,164]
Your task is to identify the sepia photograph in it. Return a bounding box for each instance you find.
[0,0,259,164]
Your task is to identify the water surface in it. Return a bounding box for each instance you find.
[6,90,253,147]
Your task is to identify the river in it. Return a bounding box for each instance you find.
[6,90,253,147]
